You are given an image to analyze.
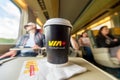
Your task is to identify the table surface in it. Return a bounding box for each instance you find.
[0,57,118,80]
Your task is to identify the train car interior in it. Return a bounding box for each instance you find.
[0,0,120,80]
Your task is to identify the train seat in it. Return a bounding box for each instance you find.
[87,29,120,68]
[69,47,82,57]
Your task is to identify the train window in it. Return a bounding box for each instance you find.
[0,0,21,44]
[36,24,42,29]
[91,21,111,30]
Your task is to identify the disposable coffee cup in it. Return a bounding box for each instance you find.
[44,18,72,64]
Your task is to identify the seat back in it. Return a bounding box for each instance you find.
[111,27,120,38]
[87,30,98,48]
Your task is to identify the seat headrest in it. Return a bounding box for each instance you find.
[111,27,120,36]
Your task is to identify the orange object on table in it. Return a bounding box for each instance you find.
[30,65,35,76]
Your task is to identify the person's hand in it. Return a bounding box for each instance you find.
[32,45,41,53]
[32,45,40,50]
[0,50,17,59]
[113,39,118,42]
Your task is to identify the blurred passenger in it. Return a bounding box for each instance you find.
[96,26,120,60]
[78,32,94,62]
[78,32,90,47]
[0,22,45,59]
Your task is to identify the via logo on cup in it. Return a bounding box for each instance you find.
[48,40,66,48]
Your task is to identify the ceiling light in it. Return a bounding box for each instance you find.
[36,18,43,26]
[14,0,27,9]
